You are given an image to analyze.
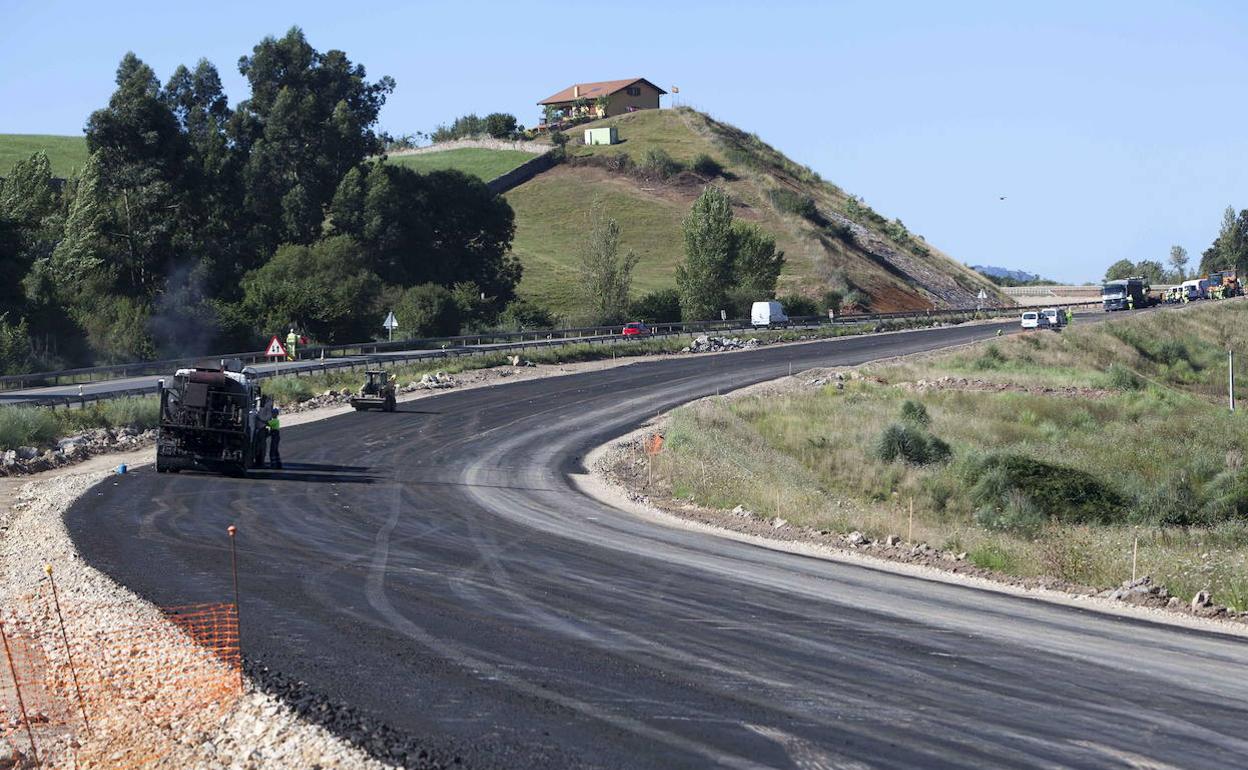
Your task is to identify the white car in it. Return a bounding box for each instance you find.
[1021,311,1040,329]
[1040,307,1063,327]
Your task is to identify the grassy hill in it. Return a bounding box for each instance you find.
[387,147,533,182]
[506,108,1006,313]
[0,134,89,177]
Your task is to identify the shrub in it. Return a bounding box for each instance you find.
[691,154,723,177]
[605,153,635,174]
[1155,340,1192,367]
[974,490,1047,537]
[630,288,682,323]
[973,344,1007,371]
[767,188,820,221]
[899,399,930,427]
[776,294,818,318]
[1131,471,1203,527]
[482,112,519,139]
[57,397,161,434]
[968,453,1127,525]
[841,289,870,312]
[1106,363,1143,390]
[498,300,557,330]
[263,377,315,406]
[393,283,460,339]
[641,148,681,179]
[968,542,1017,571]
[0,406,59,449]
[874,422,951,465]
[0,315,34,375]
[819,290,844,315]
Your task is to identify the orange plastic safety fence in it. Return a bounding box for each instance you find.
[1,590,241,769]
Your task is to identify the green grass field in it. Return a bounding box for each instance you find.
[647,301,1248,609]
[506,166,689,312]
[0,134,89,177]
[387,147,534,182]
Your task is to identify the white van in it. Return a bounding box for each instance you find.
[1040,307,1063,327]
[751,300,790,328]
[1020,311,1040,329]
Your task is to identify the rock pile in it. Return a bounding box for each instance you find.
[903,376,1114,399]
[416,371,457,389]
[1,426,157,476]
[683,335,762,354]
[1099,576,1172,607]
[1099,578,1229,617]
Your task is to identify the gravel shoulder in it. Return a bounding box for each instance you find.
[579,362,1248,640]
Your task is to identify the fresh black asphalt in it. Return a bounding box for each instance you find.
[65,316,1248,769]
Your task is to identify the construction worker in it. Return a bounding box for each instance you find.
[286,328,298,361]
[1127,295,1134,311]
[1065,307,1074,325]
[267,407,282,469]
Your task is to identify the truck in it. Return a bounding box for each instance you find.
[1101,276,1151,311]
[751,300,790,328]
[156,359,273,476]
[1207,269,1242,297]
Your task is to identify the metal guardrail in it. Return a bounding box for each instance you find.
[3,302,1104,408]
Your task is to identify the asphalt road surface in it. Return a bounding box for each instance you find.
[66,315,1248,769]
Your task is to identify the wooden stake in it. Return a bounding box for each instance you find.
[45,565,91,737]
[908,498,914,542]
[1132,534,1139,583]
[228,526,243,694]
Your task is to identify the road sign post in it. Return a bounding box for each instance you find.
[264,335,288,360]
[383,311,398,342]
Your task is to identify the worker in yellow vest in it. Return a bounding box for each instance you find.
[286,328,298,361]
[267,407,282,469]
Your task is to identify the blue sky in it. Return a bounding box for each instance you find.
[2,0,1245,283]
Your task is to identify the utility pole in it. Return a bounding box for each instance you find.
[1230,350,1236,412]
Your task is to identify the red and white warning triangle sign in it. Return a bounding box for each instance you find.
[264,335,288,358]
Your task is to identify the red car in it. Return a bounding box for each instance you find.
[621,322,650,337]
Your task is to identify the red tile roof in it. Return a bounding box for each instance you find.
[538,78,667,105]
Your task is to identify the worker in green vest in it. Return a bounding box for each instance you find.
[1127,296,1134,310]
[286,328,298,361]
[267,407,282,469]
[1065,307,1074,325]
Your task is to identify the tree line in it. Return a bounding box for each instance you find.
[1104,205,1248,284]
[0,27,522,373]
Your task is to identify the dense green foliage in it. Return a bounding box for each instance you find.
[676,186,785,320]
[630,288,682,323]
[0,28,519,372]
[430,112,523,143]
[578,206,639,324]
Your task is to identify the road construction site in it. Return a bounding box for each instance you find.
[0,302,1228,769]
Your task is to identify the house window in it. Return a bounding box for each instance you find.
[626,86,641,96]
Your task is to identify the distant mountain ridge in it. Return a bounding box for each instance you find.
[972,265,1040,282]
